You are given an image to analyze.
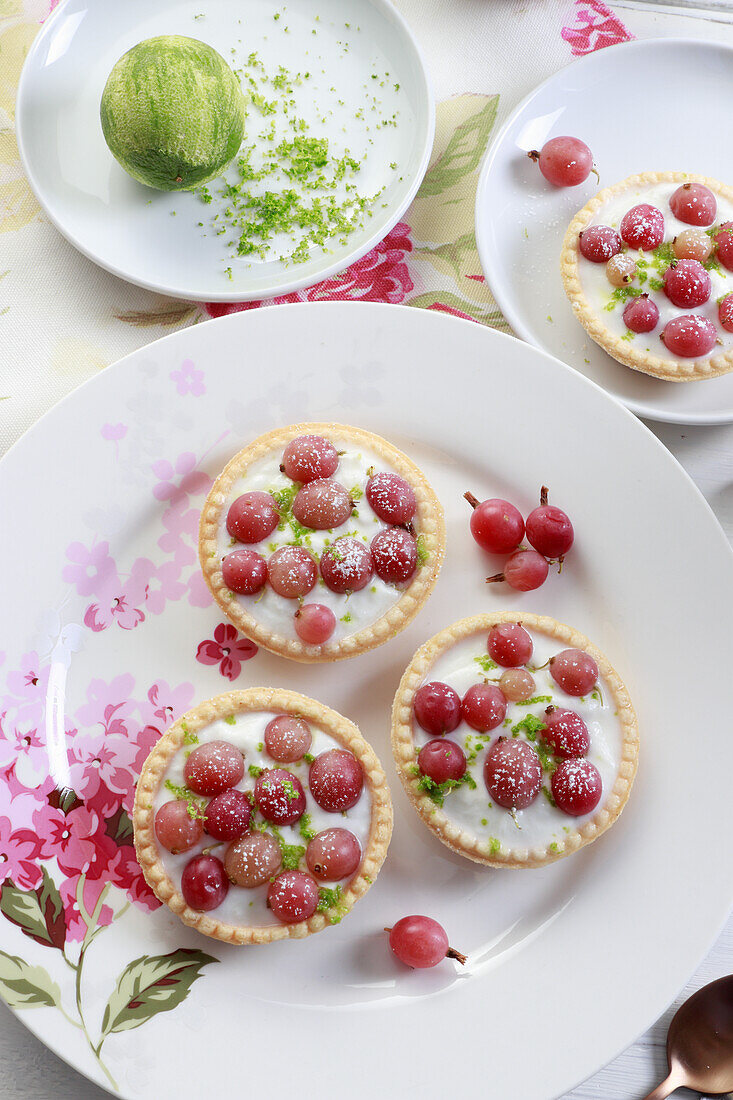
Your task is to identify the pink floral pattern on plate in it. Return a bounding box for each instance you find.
[196,622,259,680]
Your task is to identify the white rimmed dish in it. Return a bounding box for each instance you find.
[16,0,434,302]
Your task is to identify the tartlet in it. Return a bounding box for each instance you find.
[391,613,638,868]
[561,171,733,381]
[133,688,393,943]
[198,423,445,662]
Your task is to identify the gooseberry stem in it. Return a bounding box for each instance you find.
[464,491,480,510]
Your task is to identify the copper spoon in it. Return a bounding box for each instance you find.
[642,975,733,1099]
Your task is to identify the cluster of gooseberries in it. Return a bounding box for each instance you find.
[464,485,574,592]
[579,183,733,357]
[154,715,365,923]
[221,434,423,645]
[413,623,603,818]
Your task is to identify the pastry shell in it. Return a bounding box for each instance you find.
[134,688,393,943]
[391,612,638,869]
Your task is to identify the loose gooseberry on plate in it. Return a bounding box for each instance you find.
[221,549,267,595]
[226,491,279,544]
[267,870,320,923]
[413,681,462,735]
[387,915,466,968]
[606,254,637,287]
[462,683,507,732]
[551,758,603,816]
[264,715,312,763]
[623,294,659,334]
[488,548,549,592]
[370,527,418,583]
[663,259,711,309]
[525,489,574,559]
[294,603,336,644]
[464,493,524,554]
[661,315,717,358]
[267,545,317,598]
[549,648,599,696]
[292,478,352,530]
[306,828,361,881]
[499,668,536,702]
[366,472,417,525]
[719,294,733,333]
[309,749,364,812]
[155,800,203,854]
[281,434,338,482]
[715,222,733,271]
[320,537,373,593]
[620,204,665,251]
[184,740,245,796]
[417,738,467,783]
[225,832,282,887]
[483,737,542,809]
[674,228,713,263]
[487,622,533,667]
[578,225,621,263]
[669,182,716,227]
[203,789,252,840]
[181,855,229,911]
[528,136,594,187]
[255,768,306,825]
[541,707,590,758]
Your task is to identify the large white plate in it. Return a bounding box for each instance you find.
[1,303,732,1100]
[15,0,433,302]
[475,38,733,426]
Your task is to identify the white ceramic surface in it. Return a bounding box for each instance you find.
[15,0,434,302]
[475,37,733,425]
[1,303,733,1100]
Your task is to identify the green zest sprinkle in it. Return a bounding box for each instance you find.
[541,785,557,807]
[604,285,643,311]
[340,611,352,623]
[224,714,236,725]
[474,654,498,673]
[248,764,263,778]
[549,842,560,854]
[536,741,557,775]
[489,837,501,855]
[415,770,477,807]
[317,885,345,923]
[182,728,199,747]
[280,843,305,870]
[510,714,546,742]
[516,695,552,707]
[302,753,315,765]
[298,813,316,841]
[281,778,298,801]
[164,780,206,821]
[415,533,429,567]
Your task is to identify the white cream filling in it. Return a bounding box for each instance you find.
[216,438,416,643]
[410,630,623,854]
[578,180,733,361]
[153,712,373,927]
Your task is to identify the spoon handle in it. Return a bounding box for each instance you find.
[640,1066,686,1100]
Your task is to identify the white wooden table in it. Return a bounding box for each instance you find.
[1,0,732,1096]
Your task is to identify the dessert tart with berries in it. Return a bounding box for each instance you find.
[133,689,393,943]
[391,613,638,868]
[561,172,733,381]
[199,423,445,662]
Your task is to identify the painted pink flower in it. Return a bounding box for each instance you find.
[63,541,117,598]
[59,874,114,943]
[306,224,414,303]
[0,817,43,890]
[83,568,148,632]
[157,499,202,555]
[0,790,42,831]
[196,622,258,680]
[5,651,49,705]
[33,804,101,877]
[186,569,214,609]
[101,423,127,442]
[107,845,160,912]
[123,556,186,616]
[0,716,48,789]
[561,1,633,55]
[152,452,211,506]
[170,358,206,396]
[140,680,196,728]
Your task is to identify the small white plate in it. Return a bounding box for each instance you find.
[16,0,434,302]
[475,38,733,426]
[1,303,733,1099]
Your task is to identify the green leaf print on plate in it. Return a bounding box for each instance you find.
[0,951,61,1009]
[0,867,66,950]
[101,948,218,1037]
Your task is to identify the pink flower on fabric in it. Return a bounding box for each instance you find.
[101,423,127,442]
[63,541,117,598]
[59,875,114,943]
[152,452,211,506]
[170,358,206,396]
[425,301,477,322]
[306,223,414,303]
[0,817,43,890]
[33,804,101,878]
[561,0,633,55]
[203,291,303,318]
[196,622,258,680]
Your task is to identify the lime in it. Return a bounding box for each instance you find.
[100,35,245,191]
